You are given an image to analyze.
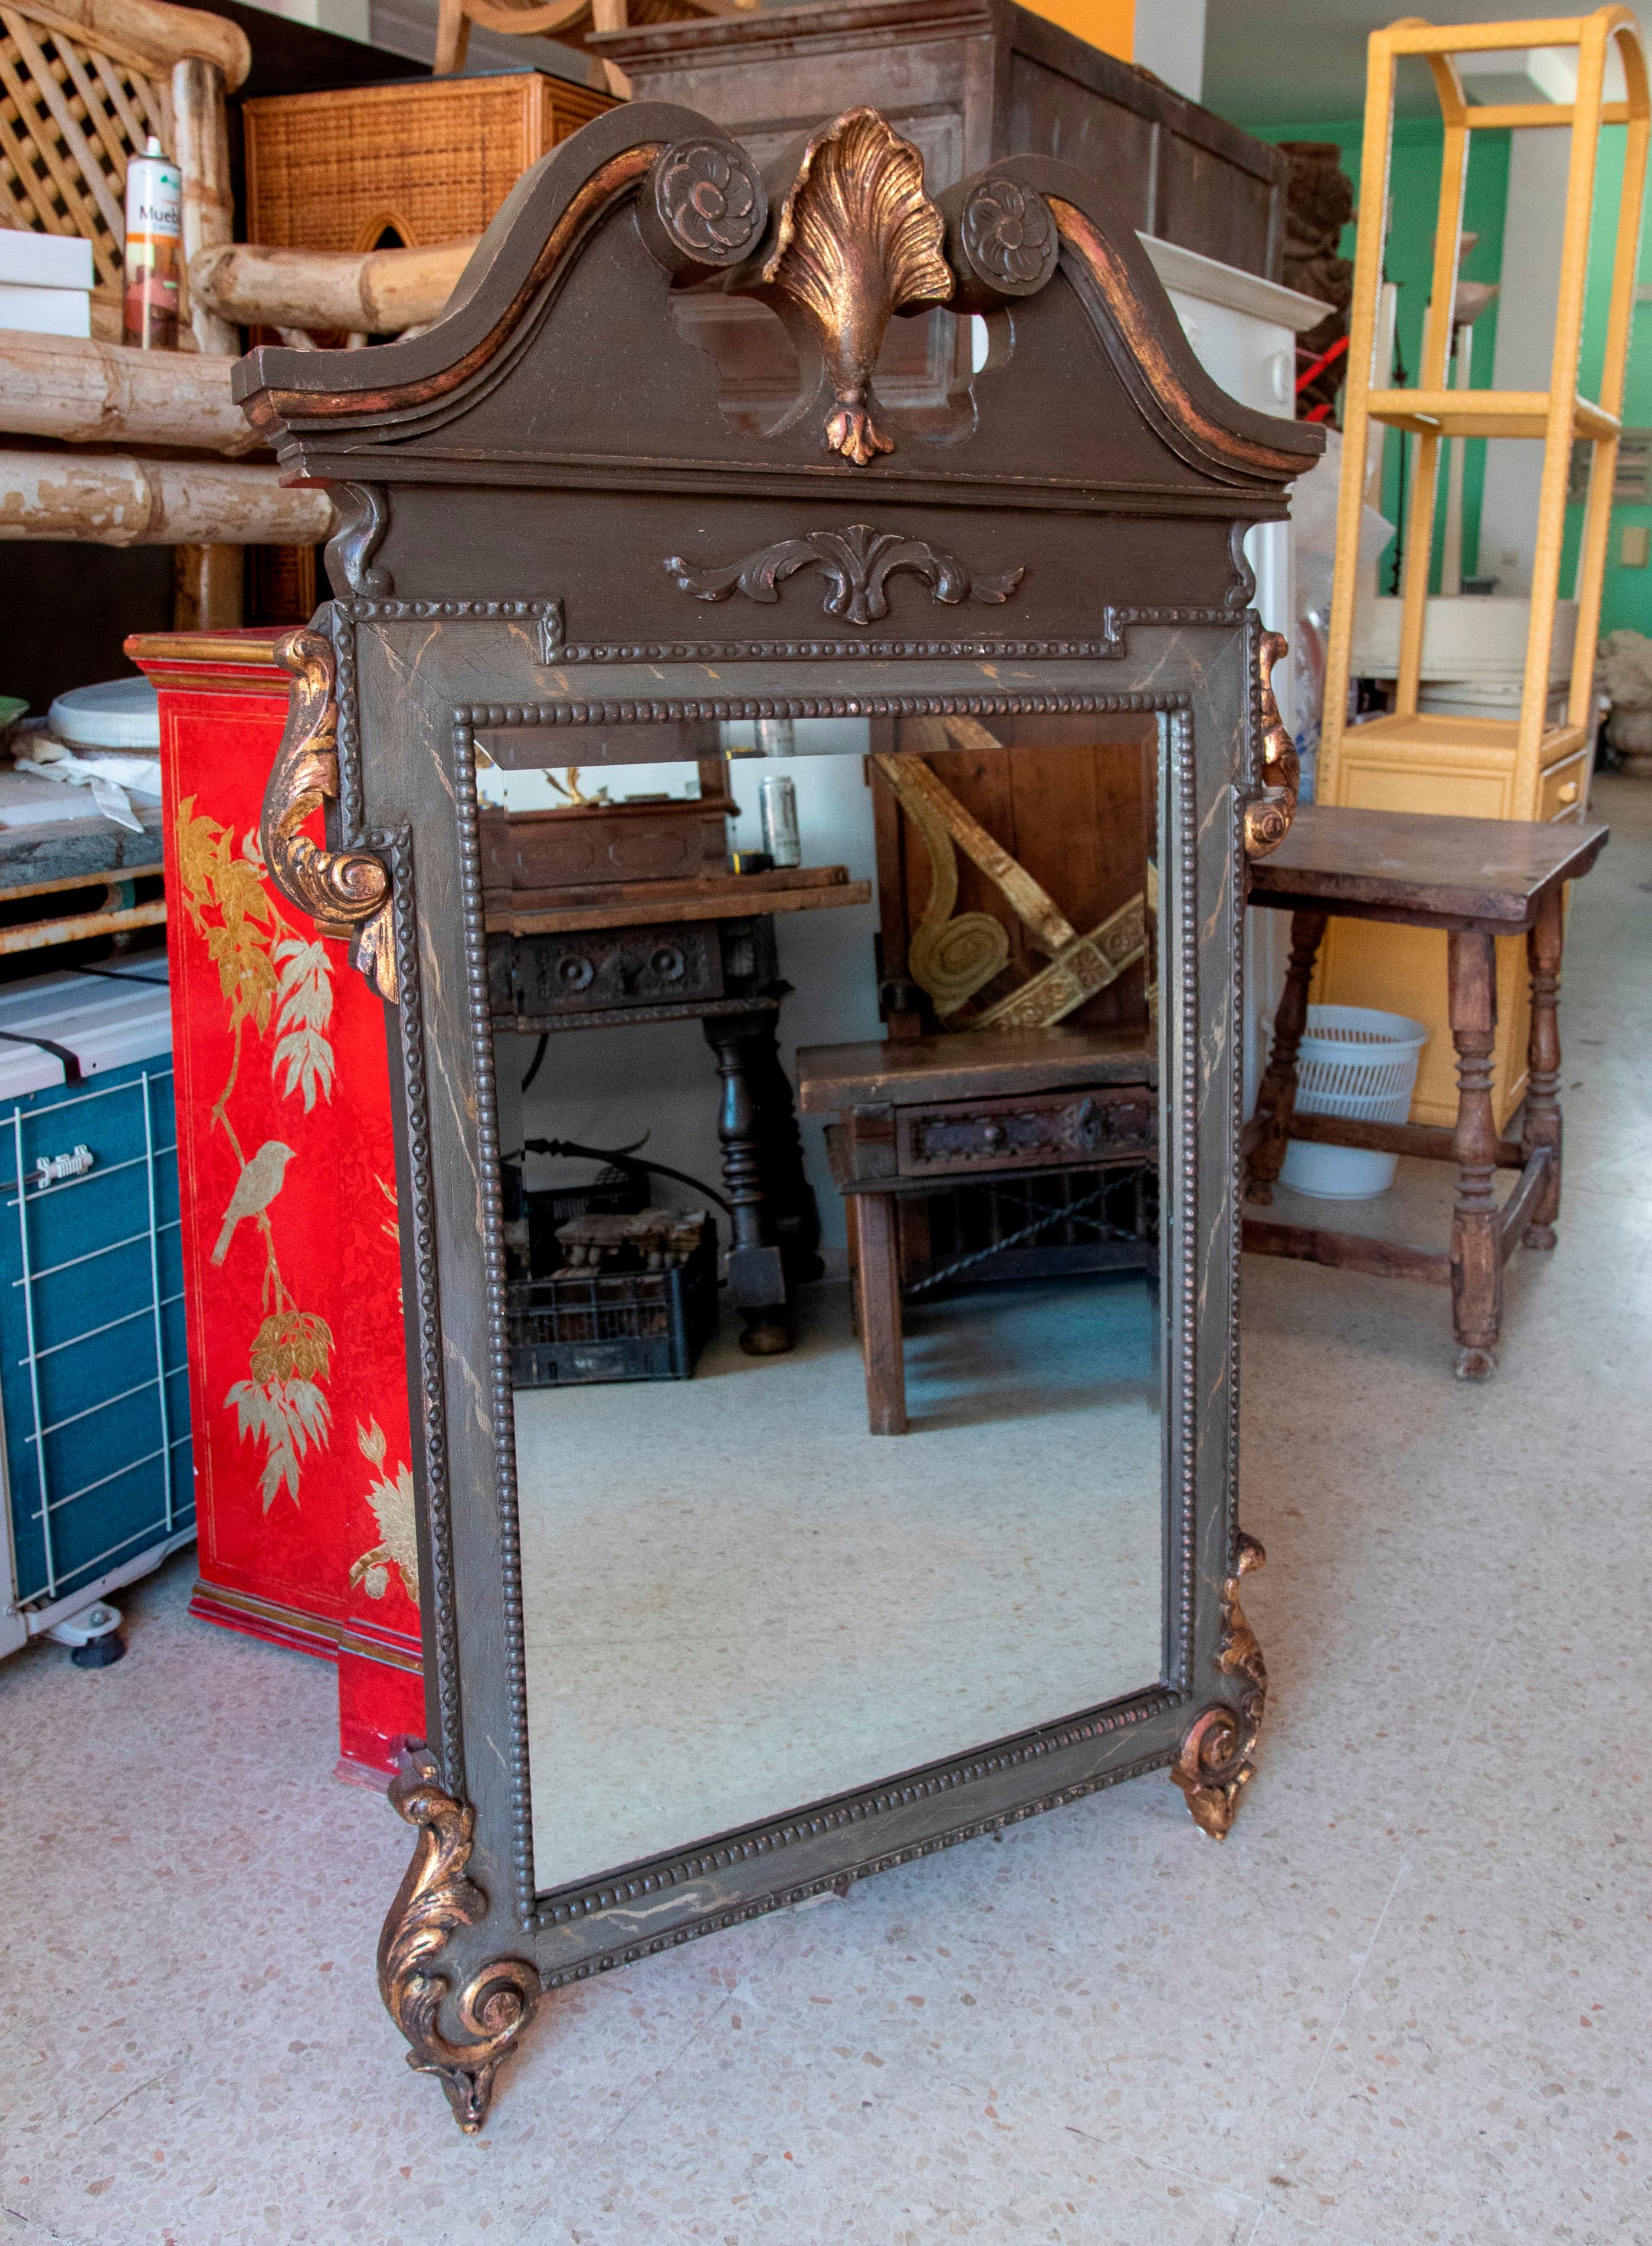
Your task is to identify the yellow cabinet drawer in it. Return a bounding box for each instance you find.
[1540,754,1589,821]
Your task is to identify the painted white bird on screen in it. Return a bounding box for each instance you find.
[212,1140,296,1265]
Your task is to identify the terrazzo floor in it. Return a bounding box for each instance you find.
[1,776,1648,2246]
[516,1276,1161,1888]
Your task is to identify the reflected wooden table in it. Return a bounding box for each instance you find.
[1243,804,1608,1379]
[487,863,870,1353]
[797,1025,1158,1433]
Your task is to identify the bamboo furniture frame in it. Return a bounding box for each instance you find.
[0,0,245,352]
[431,0,753,96]
[1315,10,1648,1127]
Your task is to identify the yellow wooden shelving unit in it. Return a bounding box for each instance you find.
[1316,8,1648,1126]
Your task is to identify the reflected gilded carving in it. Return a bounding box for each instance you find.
[378,1746,541,2133]
[755,107,953,466]
[1171,1533,1267,1839]
[263,627,397,1002]
[1243,631,1299,860]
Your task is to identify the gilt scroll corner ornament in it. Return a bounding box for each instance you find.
[753,106,954,467]
[379,1745,542,2134]
[1243,631,1299,860]
[264,626,398,1005]
[1171,1533,1268,1841]
[664,523,1022,629]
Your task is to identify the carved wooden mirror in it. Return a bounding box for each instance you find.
[236,99,1319,2130]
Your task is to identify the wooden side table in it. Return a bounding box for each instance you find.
[487,862,870,1355]
[796,1025,1158,1433]
[1243,805,1608,1379]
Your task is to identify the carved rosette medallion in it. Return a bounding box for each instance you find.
[960,179,1058,297]
[1171,1533,1268,1839]
[1244,631,1299,859]
[262,628,398,1002]
[756,107,953,466]
[664,522,1023,627]
[650,137,766,268]
[378,1746,542,2133]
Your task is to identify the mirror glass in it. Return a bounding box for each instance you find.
[478,698,1166,1893]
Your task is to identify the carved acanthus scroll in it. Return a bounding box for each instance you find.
[1171,1533,1268,1840]
[1244,631,1299,860]
[752,107,954,466]
[263,627,397,1004]
[665,523,1023,627]
[378,1746,542,2133]
[876,722,1147,1031]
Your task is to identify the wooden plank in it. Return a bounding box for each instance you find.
[1247,804,1609,926]
[796,1024,1155,1111]
[1283,1113,1524,1169]
[1498,1149,1552,1261]
[1241,1217,1450,1285]
[487,871,870,935]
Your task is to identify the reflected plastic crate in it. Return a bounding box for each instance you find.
[505,1219,717,1386]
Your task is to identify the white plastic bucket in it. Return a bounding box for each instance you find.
[1277,1004,1429,1199]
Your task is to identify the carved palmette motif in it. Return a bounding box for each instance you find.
[1171,1534,1268,1839]
[378,1747,542,2133]
[263,628,397,1002]
[753,107,954,466]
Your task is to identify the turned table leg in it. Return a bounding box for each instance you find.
[703,1011,792,1356]
[851,1190,907,1435]
[1247,908,1327,1204]
[1448,930,1502,1381]
[1522,886,1564,1251]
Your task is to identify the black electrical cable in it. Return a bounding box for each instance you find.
[521,1135,734,1219]
[520,1034,549,1092]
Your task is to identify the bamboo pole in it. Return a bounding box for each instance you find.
[1317,27,1397,804]
[172,54,236,356]
[1568,11,1651,731]
[1394,54,1470,720]
[188,237,477,336]
[0,330,265,453]
[1517,14,1611,802]
[0,450,335,543]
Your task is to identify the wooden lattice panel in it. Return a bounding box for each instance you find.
[0,2,169,297]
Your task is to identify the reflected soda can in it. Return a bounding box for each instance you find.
[759,773,801,868]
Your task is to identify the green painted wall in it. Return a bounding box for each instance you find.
[1559,126,1652,637]
[1247,119,1511,592]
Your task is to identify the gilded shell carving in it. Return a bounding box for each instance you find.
[758,107,953,467]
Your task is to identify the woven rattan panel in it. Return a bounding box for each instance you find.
[0,1,169,296]
[242,71,615,253]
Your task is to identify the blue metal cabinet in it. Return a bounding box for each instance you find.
[0,962,192,1654]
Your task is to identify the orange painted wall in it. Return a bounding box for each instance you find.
[1018,0,1133,60]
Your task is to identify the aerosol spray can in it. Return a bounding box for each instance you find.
[123,136,181,350]
[759,773,801,868]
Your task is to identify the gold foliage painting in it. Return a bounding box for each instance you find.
[349,1417,419,1604]
[176,798,339,1511]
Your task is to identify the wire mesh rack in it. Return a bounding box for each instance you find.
[0,1060,193,1615]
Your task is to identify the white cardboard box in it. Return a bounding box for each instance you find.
[0,231,94,289]
[0,282,91,336]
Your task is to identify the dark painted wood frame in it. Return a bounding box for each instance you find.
[235,98,1320,2122]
